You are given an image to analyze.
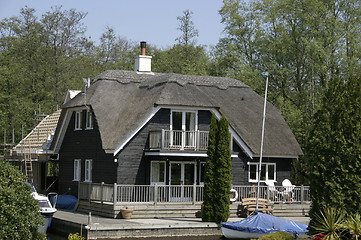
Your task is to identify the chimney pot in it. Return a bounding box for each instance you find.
[140,41,146,56]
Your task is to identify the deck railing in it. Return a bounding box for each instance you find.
[148,130,209,151]
[78,183,310,205]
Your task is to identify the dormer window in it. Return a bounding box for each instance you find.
[74,111,82,130]
[86,110,93,129]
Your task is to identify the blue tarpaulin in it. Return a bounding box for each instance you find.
[50,195,77,211]
[222,212,308,235]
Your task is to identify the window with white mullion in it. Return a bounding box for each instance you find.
[248,162,276,183]
[151,161,166,185]
[170,110,197,149]
[74,111,82,130]
[86,110,93,129]
[73,159,81,181]
[84,159,92,182]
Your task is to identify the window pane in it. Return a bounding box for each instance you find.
[200,163,206,183]
[172,112,182,130]
[152,162,165,183]
[186,112,195,131]
[250,164,257,180]
[268,164,275,180]
[86,111,92,129]
[261,164,266,180]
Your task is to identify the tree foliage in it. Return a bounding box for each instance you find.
[202,114,218,222]
[202,114,232,223]
[306,74,361,222]
[216,0,361,184]
[175,9,199,46]
[0,160,44,239]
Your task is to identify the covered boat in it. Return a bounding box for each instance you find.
[222,212,308,239]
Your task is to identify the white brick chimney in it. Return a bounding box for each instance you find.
[135,41,153,74]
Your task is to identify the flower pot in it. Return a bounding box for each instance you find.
[120,208,133,219]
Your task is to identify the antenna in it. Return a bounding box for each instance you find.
[83,78,91,108]
[256,71,269,212]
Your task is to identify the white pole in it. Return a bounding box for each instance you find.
[256,72,269,212]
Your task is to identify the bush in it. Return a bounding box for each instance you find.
[257,231,296,240]
[0,160,44,239]
[68,232,85,240]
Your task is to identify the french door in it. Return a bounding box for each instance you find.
[169,162,196,201]
[171,111,197,149]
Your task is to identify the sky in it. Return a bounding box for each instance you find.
[0,0,225,49]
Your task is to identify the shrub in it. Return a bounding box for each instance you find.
[68,232,85,240]
[0,160,44,239]
[309,207,346,239]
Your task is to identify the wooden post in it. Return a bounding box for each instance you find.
[154,184,158,205]
[101,182,104,205]
[78,181,81,200]
[161,129,165,149]
[88,182,91,204]
[266,186,270,203]
[113,183,117,210]
[300,185,304,204]
[193,184,196,205]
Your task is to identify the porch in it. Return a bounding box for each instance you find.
[76,182,311,219]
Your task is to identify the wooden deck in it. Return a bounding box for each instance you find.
[76,200,310,219]
[76,182,311,219]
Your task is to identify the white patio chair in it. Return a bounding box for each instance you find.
[265,180,279,201]
[281,179,294,202]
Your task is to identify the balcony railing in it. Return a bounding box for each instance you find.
[78,182,311,205]
[149,130,209,151]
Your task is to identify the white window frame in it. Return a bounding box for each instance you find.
[74,111,82,130]
[85,110,93,130]
[170,110,198,131]
[84,159,92,182]
[199,162,206,185]
[150,161,166,185]
[73,159,81,181]
[247,162,276,183]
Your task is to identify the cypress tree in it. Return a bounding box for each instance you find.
[202,114,232,223]
[202,114,218,222]
[214,115,232,223]
[307,74,361,225]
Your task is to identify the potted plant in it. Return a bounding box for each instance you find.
[120,207,133,219]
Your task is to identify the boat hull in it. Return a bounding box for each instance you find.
[38,215,52,234]
[222,227,267,239]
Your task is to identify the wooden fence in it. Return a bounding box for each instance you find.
[78,182,310,206]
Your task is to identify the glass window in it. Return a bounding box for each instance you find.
[151,161,165,185]
[249,164,257,181]
[172,112,182,130]
[86,110,93,129]
[199,162,206,184]
[248,162,276,183]
[75,111,82,130]
[85,159,92,182]
[73,159,81,181]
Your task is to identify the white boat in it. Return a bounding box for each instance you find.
[221,212,308,239]
[27,182,57,233]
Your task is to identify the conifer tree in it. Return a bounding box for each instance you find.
[202,114,218,222]
[202,114,232,223]
[214,115,232,223]
[307,74,361,223]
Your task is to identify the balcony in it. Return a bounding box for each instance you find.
[148,130,209,151]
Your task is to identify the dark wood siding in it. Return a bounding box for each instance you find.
[58,109,117,196]
[231,140,293,186]
[116,108,170,184]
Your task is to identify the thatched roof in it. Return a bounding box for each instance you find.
[59,70,303,157]
[13,110,61,154]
